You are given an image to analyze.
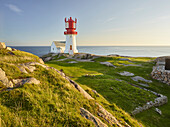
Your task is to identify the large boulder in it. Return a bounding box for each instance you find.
[0,68,13,88]
[0,42,6,49]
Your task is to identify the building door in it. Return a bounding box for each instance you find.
[70,45,72,50]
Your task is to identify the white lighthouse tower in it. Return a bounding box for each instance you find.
[64,17,78,54]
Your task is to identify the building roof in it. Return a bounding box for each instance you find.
[53,41,66,47]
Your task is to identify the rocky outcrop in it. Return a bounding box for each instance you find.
[0,42,6,49]
[100,62,116,67]
[0,68,13,88]
[80,108,108,127]
[44,57,52,62]
[6,47,12,51]
[118,71,134,76]
[13,78,40,87]
[155,108,162,115]
[119,58,130,61]
[96,103,124,127]
[132,95,168,115]
[17,62,46,73]
[0,42,16,51]
[131,76,152,83]
[65,76,94,100]
[74,53,94,59]
[67,61,78,63]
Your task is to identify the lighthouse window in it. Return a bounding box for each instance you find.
[70,35,72,38]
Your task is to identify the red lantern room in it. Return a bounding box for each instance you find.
[64,17,77,35]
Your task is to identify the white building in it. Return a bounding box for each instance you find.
[50,41,66,53]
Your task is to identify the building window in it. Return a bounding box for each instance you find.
[53,48,54,51]
[70,35,72,38]
[165,59,170,70]
[70,45,72,50]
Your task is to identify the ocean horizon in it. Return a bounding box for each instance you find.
[11,46,170,57]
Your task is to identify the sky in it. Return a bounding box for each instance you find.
[0,0,170,46]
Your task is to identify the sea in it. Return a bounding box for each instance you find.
[11,46,170,57]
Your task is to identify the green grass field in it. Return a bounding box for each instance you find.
[46,56,170,127]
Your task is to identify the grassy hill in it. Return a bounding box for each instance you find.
[0,49,143,126]
[45,54,170,127]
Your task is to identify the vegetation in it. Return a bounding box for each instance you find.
[0,49,40,63]
[46,56,170,127]
[0,50,142,127]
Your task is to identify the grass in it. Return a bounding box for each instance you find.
[46,56,170,127]
[0,49,40,63]
[0,50,142,127]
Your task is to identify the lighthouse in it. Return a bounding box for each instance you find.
[64,17,78,54]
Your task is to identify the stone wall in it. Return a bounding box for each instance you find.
[132,95,168,115]
[151,56,170,85]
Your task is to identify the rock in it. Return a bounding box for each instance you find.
[83,74,96,77]
[12,48,17,51]
[39,58,44,64]
[119,58,130,61]
[8,51,15,55]
[92,90,99,97]
[100,62,116,67]
[0,42,6,49]
[110,87,113,90]
[96,103,124,126]
[52,53,58,57]
[131,76,152,83]
[115,79,123,82]
[6,47,12,51]
[13,78,40,87]
[17,63,36,73]
[118,71,134,76]
[0,68,13,88]
[56,58,68,61]
[138,83,149,87]
[155,108,162,115]
[107,54,120,57]
[68,61,78,63]
[119,63,141,67]
[65,77,94,100]
[80,107,108,127]
[74,53,93,59]
[44,57,52,62]
[17,66,28,73]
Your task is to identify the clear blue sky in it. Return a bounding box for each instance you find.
[0,0,170,46]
